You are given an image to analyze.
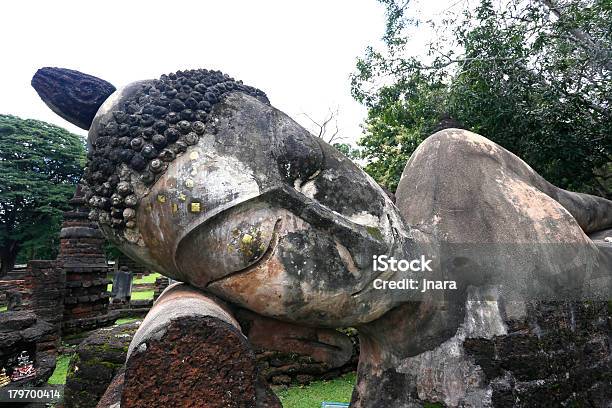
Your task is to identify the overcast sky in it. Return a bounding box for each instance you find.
[0,0,452,143]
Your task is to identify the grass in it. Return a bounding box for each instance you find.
[275,372,356,407]
[131,290,154,300]
[47,354,73,385]
[133,272,161,285]
[114,317,141,325]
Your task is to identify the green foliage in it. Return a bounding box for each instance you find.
[274,372,356,407]
[0,114,85,273]
[352,0,611,195]
[358,74,449,190]
[47,353,73,385]
[104,241,122,260]
[332,143,361,160]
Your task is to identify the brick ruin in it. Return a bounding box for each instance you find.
[153,275,169,299]
[0,261,65,323]
[23,261,66,330]
[0,187,120,334]
[58,185,117,334]
[0,273,28,311]
[116,253,148,278]
[0,261,65,387]
[0,186,123,390]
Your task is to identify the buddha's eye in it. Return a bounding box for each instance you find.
[273,123,323,185]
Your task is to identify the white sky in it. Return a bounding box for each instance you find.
[0,0,453,144]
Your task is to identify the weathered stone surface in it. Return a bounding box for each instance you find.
[21,320,55,343]
[462,301,611,407]
[0,277,26,310]
[346,131,612,407]
[123,316,274,408]
[235,308,358,384]
[589,228,612,243]
[0,310,37,331]
[6,290,22,310]
[236,308,353,368]
[63,322,140,408]
[34,67,612,407]
[88,87,408,328]
[95,369,125,408]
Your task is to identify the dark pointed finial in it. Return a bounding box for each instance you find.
[31,67,116,130]
[432,112,466,133]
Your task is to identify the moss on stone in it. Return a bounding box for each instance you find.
[366,226,383,240]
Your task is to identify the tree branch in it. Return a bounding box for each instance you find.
[539,0,612,71]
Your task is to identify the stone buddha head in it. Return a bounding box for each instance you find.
[33,67,416,327]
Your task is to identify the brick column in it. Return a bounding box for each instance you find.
[24,260,65,329]
[58,184,117,334]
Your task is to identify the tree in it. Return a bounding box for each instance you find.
[352,0,611,195]
[0,115,85,275]
[301,107,361,159]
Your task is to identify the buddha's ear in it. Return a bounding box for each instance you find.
[31,67,116,130]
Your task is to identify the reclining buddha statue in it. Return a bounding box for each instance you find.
[32,67,611,407]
